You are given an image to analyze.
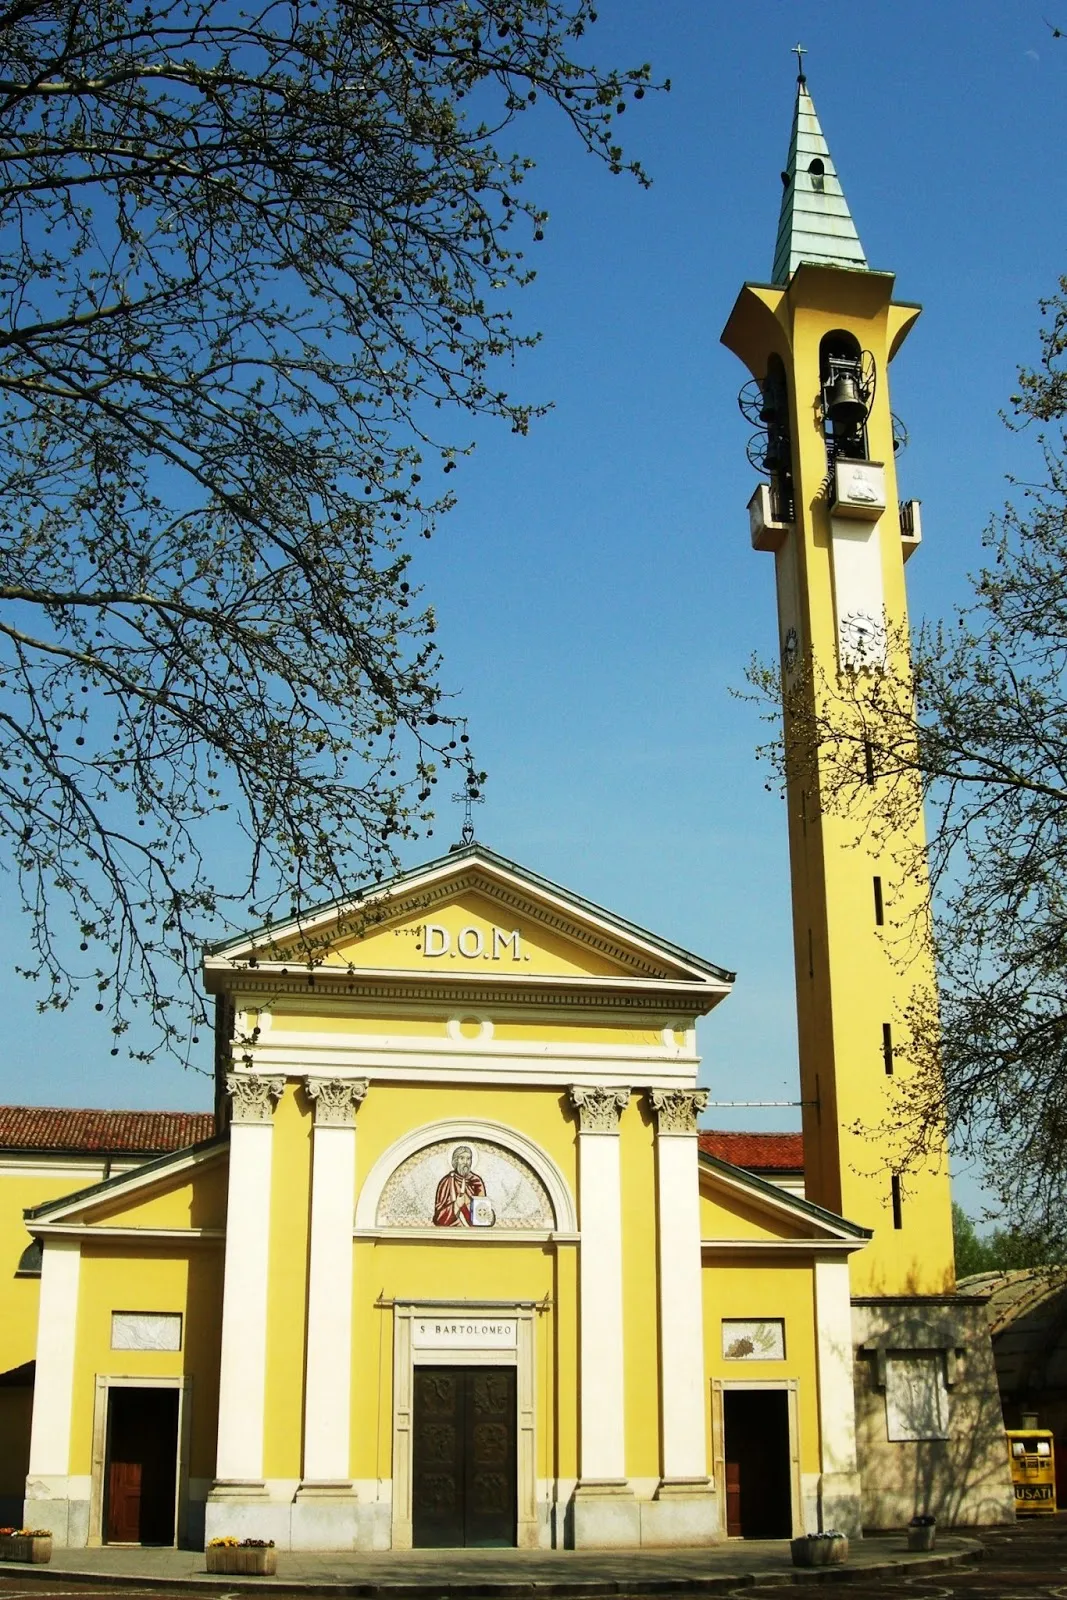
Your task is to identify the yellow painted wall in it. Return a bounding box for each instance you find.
[702,1253,822,1476]
[263,1007,670,1051]
[351,1240,563,1483]
[699,1178,817,1243]
[354,1083,578,1193]
[1,1167,104,1377]
[71,1242,224,1481]
[0,1159,118,1497]
[83,1158,227,1231]
[267,1075,584,1483]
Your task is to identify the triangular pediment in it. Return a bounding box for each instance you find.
[699,1152,870,1250]
[26,1141,227,1234]
[205,845,734,1001]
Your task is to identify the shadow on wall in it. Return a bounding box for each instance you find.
[0,1362,34,1524]
[854,1269,1016,1529]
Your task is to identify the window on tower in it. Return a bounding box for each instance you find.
[762,354,794,523]
[819,330,871,469]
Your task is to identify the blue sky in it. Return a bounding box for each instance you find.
[5,1,1065,1217]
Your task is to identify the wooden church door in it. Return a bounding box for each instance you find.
[412,1366,517,1547]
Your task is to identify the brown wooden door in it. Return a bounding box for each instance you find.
[725,1456,742,1536]
[104,1388,179,1545]
[412,1366,517,1547]
[106,1460,142,1544]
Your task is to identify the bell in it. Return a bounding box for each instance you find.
[759,385,779,424]
[826,372,866,431]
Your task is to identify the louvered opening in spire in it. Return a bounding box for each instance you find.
[772,77,868,285]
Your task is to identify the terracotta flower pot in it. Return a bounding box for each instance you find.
[790,1533,849,1567]
[0,1534,52,1564]
[205,1545,277,1575]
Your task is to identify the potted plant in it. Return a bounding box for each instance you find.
[908,1514,936,1552]
[790,1530,849,1567]
[0,1528,53,1564]
[206,1537,277,1575]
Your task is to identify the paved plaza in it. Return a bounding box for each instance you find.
[0,1530,984,1597]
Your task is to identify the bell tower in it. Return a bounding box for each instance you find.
[720,68,954,1298]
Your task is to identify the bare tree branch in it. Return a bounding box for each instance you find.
[0,0,662,1060]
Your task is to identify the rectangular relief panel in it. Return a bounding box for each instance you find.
[110,1312,183,1351]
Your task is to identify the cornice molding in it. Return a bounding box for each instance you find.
[208,971,720,1011]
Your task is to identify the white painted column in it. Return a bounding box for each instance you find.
[650,1089,710,1482]
[569,1085,638,1548]
[813,1255,863,1537]
[299,1077,367,1488]
[25,1237,81,1541]
[642,1089,719,1545]
[212,1073,284,1488]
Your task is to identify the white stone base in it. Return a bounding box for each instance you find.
[640,1481,721,1546]
[205,1482,392,1551]
[800,1472,821,1534]
[290,1486,358,1551]
[24,1477,90,1548]
[571,1481,641,1548]
[818,1471,864,1539]
[204,1482,289,1549]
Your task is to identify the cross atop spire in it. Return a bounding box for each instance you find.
[792,41,807,82]
[771,70,867,285]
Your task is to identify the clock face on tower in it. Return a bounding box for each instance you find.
[838,608,886,671]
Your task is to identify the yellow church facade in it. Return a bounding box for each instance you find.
[11,844,889,1550]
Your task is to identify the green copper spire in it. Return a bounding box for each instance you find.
[771,67,868,285]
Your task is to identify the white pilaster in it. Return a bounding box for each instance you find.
[25,1237,82,1542]
[211,1073,284,1493]
[569,1085,637,1548]
[643,1089,719,1545]
[813,1256,863,1537]
[650,1089,709,1481]
[297,1077,367,1518]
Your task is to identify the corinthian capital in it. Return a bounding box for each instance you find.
[569,1085,631,1133]
[649,1088,708,1135]
[304,1076,369,1126]
[227,1072,285,1124]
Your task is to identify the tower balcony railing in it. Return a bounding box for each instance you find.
[770,478,795,526]
[899,498,923,561]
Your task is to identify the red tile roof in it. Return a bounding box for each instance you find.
[699,1130,804,1172]
[0,1105,215,1155]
